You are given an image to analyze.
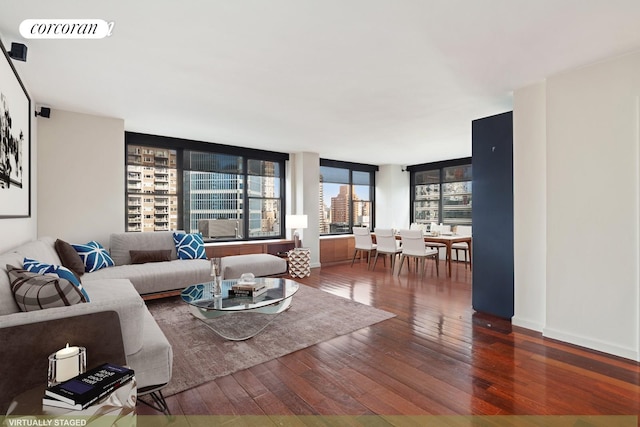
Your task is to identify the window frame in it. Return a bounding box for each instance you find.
[407,157,472,228]
[125,132,288,241]
[319,159,378,235]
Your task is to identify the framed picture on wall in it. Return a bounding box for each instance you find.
[0,39,31,218]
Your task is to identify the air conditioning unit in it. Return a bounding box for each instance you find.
[198,219,242,239]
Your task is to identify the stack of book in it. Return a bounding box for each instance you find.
[43,363,134,410]
[229,281,267,298]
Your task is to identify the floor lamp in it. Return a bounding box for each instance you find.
[286,214,308,248]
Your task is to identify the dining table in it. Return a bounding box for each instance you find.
[372,231,472,277]
[421,234,472,276]
[385,232,472,277]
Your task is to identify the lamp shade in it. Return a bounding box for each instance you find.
[286,214,308,229]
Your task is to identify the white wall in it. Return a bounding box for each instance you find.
[546,52,640,359]
[515,51,640,360]
[376,165,410,230]
[37,109,124,247]
[513,82,547,331]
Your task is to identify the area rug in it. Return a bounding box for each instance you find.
[146,284,396,396]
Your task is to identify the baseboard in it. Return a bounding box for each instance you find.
[542,326,639,361]
[511,316,543,332]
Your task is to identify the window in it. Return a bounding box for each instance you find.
[409,158,472,229]
[442,164,472,226]
[319,160,377,234]
[125,132,287,241]
[247,159,282,238]
[182,150,244,237]
[413,169,440,225]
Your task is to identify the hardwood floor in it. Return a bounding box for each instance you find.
[137,259,640,419]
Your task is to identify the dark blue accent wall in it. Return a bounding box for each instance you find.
[471,111,514,319]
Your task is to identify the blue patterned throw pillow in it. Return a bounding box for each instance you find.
[173,232,207,260]
[71,241,115,273]
[23,258,90,302]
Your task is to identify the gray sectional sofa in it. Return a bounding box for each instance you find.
[0,230,288,409]
[87,231,212,296]
[0,236,173,395]
[87,231,287,295]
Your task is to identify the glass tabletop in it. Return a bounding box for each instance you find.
[181,277,299,312]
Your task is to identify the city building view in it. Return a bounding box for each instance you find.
[246,159,280,238]
[126,146,178,232]
[319,182,371,234]
[412,164,472,228]
[182,151,245,238]
[126,145,281,238]
[127,147,468,236]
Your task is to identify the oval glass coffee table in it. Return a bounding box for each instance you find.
[181,277,299,341]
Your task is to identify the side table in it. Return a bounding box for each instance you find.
[288,248,311,278]
[6,377,136,422]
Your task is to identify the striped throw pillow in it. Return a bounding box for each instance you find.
[6,265,87,312]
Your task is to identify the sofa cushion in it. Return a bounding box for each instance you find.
[22,258,90,302]
[83,259,211,295]
[7,265,87,312]
[0,237,64,315]
[220,254,288,280]
[0,251,22,315]
[54,239,85,277]
[71,241,115,272]
[173,233,207,260]
[13,237,61,266]
[109,231,178,266]
[129,250,172,265]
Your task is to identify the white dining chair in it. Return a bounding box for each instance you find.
[427,222,448,255]
[372,228,402,272]
[410,222,427,233]
[351,227,377,269]
[397,229,439,277]
[452,225,472,269]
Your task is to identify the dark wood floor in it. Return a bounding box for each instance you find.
[137,259,640,420]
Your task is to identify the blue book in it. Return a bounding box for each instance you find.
[44,363,134,409]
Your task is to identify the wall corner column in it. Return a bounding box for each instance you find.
[290,152,320,268]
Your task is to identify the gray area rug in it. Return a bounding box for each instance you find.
[146,284,396,396]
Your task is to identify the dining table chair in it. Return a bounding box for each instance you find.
[372,228,402,272]
[426,222,449,255]
[397,229,439,277]
[452,225,472,269]
[351,227,377,269]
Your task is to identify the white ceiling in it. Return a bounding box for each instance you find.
[2,1,640,166]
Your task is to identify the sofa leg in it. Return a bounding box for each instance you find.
[138,388,171,416]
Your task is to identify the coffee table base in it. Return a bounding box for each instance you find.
[187,298,293,341]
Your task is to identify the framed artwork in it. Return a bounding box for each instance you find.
[0,39,31,218]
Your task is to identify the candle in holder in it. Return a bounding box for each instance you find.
[55,343,80,382]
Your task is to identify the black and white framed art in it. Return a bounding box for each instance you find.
[0,39,31,218]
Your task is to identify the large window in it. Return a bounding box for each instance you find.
[247,159,281,238]
[409,158,472,228]
[319,159,377,234]
[126,132,287,241]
